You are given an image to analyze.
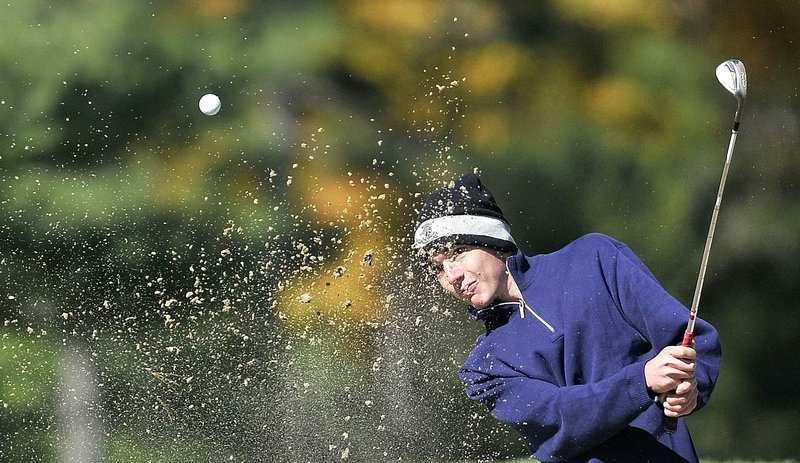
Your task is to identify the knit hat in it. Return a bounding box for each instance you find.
[414,173,517,254]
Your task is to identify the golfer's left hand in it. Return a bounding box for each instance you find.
[661,377,698,418]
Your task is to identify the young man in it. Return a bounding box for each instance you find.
[414,173,722,463]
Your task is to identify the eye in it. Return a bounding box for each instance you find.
[450,246,469,260]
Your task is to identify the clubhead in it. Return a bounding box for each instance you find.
[716,59,747,98]
[716,59,747,122]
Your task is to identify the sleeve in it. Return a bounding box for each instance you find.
[460,354,654,461]
[607,238,723,412]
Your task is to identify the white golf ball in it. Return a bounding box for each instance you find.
[198,93,221,116]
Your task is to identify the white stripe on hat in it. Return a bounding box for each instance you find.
[414,215,515,249]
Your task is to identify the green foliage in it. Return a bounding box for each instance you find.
[0,331,59,462]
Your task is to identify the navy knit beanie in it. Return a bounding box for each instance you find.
[414,173,517,254]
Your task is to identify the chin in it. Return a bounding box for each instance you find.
[468,297,490,310]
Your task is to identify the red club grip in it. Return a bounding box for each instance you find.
[664,331,695,433]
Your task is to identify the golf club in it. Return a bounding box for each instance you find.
[664,58,747,433]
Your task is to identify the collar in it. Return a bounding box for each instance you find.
[468,301,520,320]
[468,301,520,333]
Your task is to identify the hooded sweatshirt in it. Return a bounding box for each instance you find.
[459,233,722,463]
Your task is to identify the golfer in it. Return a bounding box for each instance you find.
[414,173,722,463]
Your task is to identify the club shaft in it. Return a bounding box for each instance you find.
[686,128,737,337]
[664,128,739,435]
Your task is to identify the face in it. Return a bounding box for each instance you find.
[428,245,515,309]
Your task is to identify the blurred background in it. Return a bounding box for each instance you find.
[1,1,798,461]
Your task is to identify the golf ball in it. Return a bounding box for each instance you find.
[198,93,221,116]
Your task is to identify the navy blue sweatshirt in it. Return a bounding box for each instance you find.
[459,234,722,463]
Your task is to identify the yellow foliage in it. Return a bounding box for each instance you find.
[342,0,444,36]
[458,43,528,97]
[274,162,403,328]
[582,76,654,127]
[464,111,512,151]
[274,228,391,327]
[553,0,678,32]
[187,0,249,18]
[344,40,411,87]
[582,76,661,149]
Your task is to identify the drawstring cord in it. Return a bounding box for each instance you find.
[518,300,555,333]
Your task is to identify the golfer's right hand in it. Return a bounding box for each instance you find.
[661,376,699,417]
[644,346,696,394]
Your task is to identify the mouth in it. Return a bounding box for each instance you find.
[461,280,477,296]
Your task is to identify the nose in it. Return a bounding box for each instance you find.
[442,260,463,285]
